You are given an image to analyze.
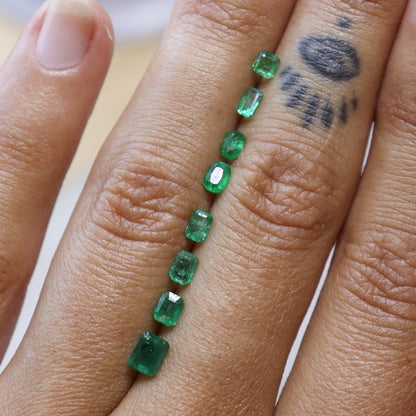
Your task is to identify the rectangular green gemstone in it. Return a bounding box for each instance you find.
[252,51,281,79]
[169,250,199,285]
[153,292,185,326]
[203,161,231,194]
[237,87,264,118]
[185,209,213,243]
[220,130,247,160]
[128,331,169,377]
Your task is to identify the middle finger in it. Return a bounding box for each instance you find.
[0,0,296,415]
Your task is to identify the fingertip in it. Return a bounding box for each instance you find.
[5,0,114,74]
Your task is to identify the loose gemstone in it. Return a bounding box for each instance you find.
[169,250,199,285]
[153,292,185,326]
[203,161,231,194]
[185,209,213,243]
[252,50,281,79]
[237,87,264,118]
[220,130,247,160]
[128,331,169,377]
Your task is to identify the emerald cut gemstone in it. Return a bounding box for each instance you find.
[252,51,281,79]
[204,161,231,194]
[128,331,169,377]
[237,87,264,118]
[169,250,199,285]
[185,209,213,243]
[221,131,247,160]
[153,292,184,326]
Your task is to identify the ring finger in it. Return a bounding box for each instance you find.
[277,2,416,414]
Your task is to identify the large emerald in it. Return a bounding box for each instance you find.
[128,331,169,377]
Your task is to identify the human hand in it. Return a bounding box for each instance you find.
[0,0,414,414]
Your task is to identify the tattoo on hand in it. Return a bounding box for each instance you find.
[299,36,360,81]
[279,17,360,130]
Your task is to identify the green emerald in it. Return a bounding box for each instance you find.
[169,250,199,285]
[252,51,281,79]
[128,331,169,377]
[204,161,231,194]
[185,209,213,243]
[153,292,184,326]
[220,131,247,160]
[237,87,264,118]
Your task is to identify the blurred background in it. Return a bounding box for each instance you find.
[0,0,175,371]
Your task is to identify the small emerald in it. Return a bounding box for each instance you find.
[221,131,247,160]
[169,250,199,285]
[252,51,281,79]
[128,331,169,377]
[185,209,213,243]
[153,292,185,326]
[237,87,264,118]
[203,161,231,194]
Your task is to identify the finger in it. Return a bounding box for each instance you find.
[0,0,113,358]
[115,1,408,415]
[277,2,416,415]
[0,1,296,415]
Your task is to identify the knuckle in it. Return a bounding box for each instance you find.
[178,0,276,40]
[341,229,416,321]
[91,154,192,246]
[232,141,341,245]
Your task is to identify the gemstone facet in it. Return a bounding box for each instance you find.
[221,131,247,160]
[237,87,264,118]
[128,331,169,377]
[204,161,231,194]
[169,250,199,285]
[252,51,281,79]
[153,292,185,326]
[185,209,213,243]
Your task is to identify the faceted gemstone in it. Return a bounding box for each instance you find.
[153,292,185,326]
[169,250,199,285]
[185,209,213,243]
[204,161,231,194]
[128,331,169,377]
[237,87,264,118]
[252,51,281,79]
[220,130,247,160]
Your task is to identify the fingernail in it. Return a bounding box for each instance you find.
[36,0,94,69]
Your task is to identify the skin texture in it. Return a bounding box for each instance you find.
[0,0,416,415]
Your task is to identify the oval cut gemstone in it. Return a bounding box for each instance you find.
[203,161,231,194]
[221,130,247,160]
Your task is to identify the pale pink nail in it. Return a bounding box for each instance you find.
[36,0,94,69]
